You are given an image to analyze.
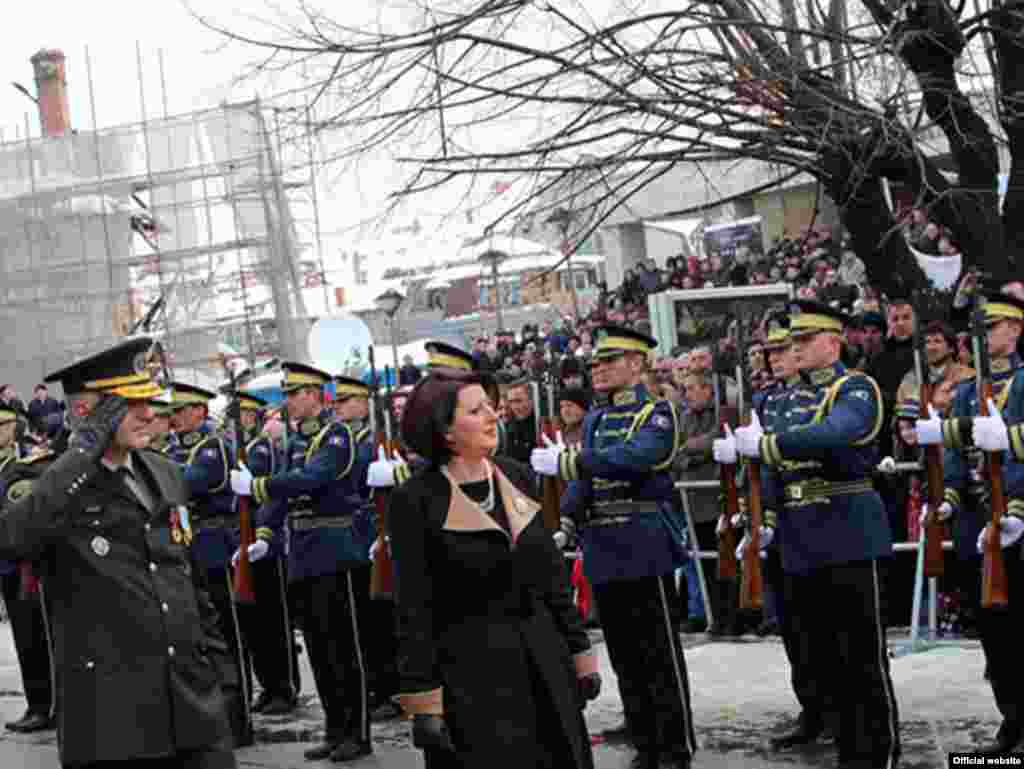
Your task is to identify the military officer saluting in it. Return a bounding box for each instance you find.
[916,290,1024,756]
[166,382,251,747]
[716,300,899,769]
[0,403,55,735]
[230,363,373,763]
[0,337,237,768]
[531,325,696,769]
[232,392,298,716]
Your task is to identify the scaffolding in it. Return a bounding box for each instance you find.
[0,94,313,394]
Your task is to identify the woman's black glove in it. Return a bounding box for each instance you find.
[68,395,130,455]
[578,672,602,707]
[412,714,454,752]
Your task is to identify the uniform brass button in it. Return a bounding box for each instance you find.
[86,661,95,669]
[161,602,169,613]
[144,523,152,532]
[168,646,176,657]
[149,563,157,573]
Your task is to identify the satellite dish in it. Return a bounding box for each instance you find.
[307,313,375,377]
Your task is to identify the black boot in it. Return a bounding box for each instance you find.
[628,750,659,769]
[304,740,340,760]
[329,740,372,762]
[770,715,823,750]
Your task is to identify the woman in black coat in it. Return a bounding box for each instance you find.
[388,369,600,769]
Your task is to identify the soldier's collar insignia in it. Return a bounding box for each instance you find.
[807,366,838,386]
[182,432,202,447]
[300,418,320,437]
[612,389,638,406]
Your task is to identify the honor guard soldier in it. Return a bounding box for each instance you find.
[0,338,238,769]
[916,291,1024,756]
[232,392,299,716]
[147,400,178,454]
[531,325,696,769]
[166,382,252,747]
[717,300,900,769]
[334,374,398,718]
[230,363,373,763]
[0,404,56,734]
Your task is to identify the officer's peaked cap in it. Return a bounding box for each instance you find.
[44,336,165,400]
[788,300,850,337]
[592,325,657,360]
[281,362,332,392]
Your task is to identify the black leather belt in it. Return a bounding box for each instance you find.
[194,515,233,529]
[290,514,354,531]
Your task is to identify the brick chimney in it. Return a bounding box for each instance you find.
[30,49,71,136]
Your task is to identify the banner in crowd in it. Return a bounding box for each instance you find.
[702,216,766,266]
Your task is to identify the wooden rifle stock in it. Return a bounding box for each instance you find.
[233,425,256,604]
[370,434,397,600]
[739,459,764,610]
[919,379,946,578]
[539,416,564,532]
[718,422,739,580]
[718,465,739,580]
[979,383,1009,608]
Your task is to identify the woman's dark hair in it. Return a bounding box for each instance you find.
[400,371,497,466]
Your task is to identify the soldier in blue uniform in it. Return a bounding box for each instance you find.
[531,325,695,769]
[232,393,298,716]
[916,291,1024,756]
[166,381,252,748]
[147,400,178,454]
[333,374,398,719]
[231,363,372,763]
[0,404,56,734]
[717,300,899,769]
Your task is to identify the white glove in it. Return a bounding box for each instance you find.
[530,433,565,477]
[553,531,569,548]
[877,456,897,474]
[915,405,943,446]
[230,463,253,496]
[368,446,398,488]
[734,412,764,458]
[712,425,738,464]
[919,502,952,526]
[973,399,1010,452]
[231,539,269,567]
[735,527,773,559]
[976,517,1024,553]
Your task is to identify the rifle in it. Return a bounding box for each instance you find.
[718,416,740,580]
[912,294,945,578]
[972,307,1009,608]
[368,348,396,600]
[541,377,564,532]
[735,316,764,611]
[222,361,256,604]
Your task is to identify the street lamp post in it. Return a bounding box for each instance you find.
[374,289,405,382]
[479,250,505,335]
[545,207,581,323]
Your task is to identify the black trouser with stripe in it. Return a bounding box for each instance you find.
[784,559,900,767]
[592,574,696,758]
[237,556,297,702]
[1,572,53,719]
[978,540,1024,736]
[205,569,252,747]
[290,566,371,746]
